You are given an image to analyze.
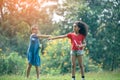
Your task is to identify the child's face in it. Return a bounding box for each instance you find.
[73,24,80,33]
[32,27,38,34]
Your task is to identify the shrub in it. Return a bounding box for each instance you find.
[0,52,26,75]
[41,39,102,74]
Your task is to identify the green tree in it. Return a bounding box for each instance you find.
[87,0,120,70]
[0,0,59,55]
[54,0,120,70]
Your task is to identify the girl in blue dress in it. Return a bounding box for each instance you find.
[26,25,50,80]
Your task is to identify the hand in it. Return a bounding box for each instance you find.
[76,44,82,48]
[47,35,52,38]
[48,37,53,41]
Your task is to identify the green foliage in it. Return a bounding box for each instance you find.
[0,0,120,76]
[0,52,26,75]
[41,39,71,74]
[86,0,120,71]
[0,0,59,55]
[0,21,30,55]
[0,71,120,80]
[41,39,101,74]
[54,0,120,71]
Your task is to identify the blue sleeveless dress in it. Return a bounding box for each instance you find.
[27,34,40,66]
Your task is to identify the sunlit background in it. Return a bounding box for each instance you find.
[0,0,120,80]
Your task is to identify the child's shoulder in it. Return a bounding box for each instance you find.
[30,33,37,37]
[79,34,85,39]
[79,34,85,37]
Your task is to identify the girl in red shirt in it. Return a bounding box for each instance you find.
[49,21,88,80]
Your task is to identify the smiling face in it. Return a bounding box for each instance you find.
[73,24,80,34]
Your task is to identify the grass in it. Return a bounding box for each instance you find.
[0,71,120,80]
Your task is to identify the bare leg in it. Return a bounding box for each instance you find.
[27,63,32,78]
[35,66,40,79]
[77,55,84,77]
[71,55,76,77]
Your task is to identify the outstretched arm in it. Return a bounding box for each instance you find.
[50,35,67,40]
[37,34,51,38]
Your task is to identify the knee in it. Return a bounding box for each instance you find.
[28,65,32,69]
[35,66,39,70]
[79,64,84,68]
[71,64,76,69]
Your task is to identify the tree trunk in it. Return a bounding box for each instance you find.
[111,53,115,71]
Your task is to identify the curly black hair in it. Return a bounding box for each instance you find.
[74,21,88,37]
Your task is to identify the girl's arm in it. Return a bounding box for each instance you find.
[50,35,67,40]
[81,40,86,47]
[37,34,51,38]
[78,40,86,48]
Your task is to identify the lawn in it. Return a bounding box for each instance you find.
[0,71,119,80]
